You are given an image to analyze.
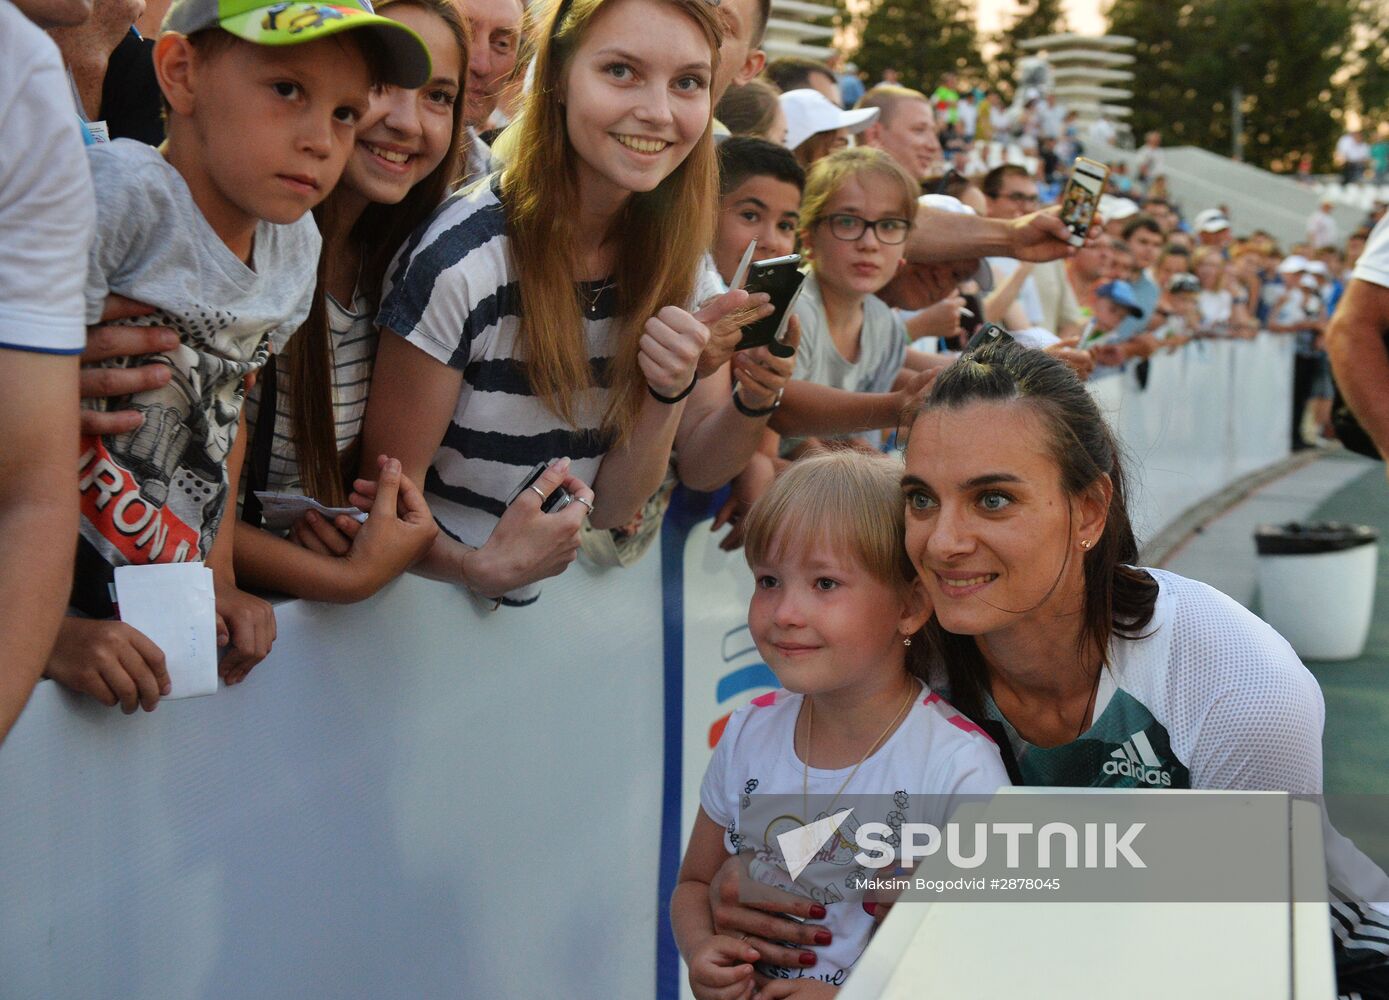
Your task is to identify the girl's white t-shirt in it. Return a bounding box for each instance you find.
[700,683,1009,986]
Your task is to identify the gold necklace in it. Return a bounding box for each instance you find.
[801,678,919,823]
[577,278,612,318]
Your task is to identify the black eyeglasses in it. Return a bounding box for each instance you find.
[818,213,911,245]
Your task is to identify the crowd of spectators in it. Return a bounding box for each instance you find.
[5,0,1377,723]
[7,0,1099,728]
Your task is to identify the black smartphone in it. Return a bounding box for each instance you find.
[1058,157,1109,247]
[505,461,572,513]
[735,254,805,356]
[964,323,1015,353]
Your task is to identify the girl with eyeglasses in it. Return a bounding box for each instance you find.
[772,148,951,457]
[360,0,750,606]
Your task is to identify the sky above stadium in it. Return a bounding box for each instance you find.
[975,0,1106,36]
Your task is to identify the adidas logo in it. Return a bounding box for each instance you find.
[1102,731,1173,787]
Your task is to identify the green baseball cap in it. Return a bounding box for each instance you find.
[163,0,432,89]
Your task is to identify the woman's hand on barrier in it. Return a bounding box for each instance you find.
[698,289,771,377]
[44,617,170,713]
[456,458,595,598]
[334,457,440,598]
[643,294,742,398]
[709,853,829,970]
[81,295,179,436]
[687,934,759,1000]
[215,577,276,686]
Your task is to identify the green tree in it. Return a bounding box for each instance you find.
[1106,0,1355,171]
[992,0,1067,96]
[1347,0,1389,131]
[853,0,982,96]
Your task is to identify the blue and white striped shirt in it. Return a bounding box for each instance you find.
[377,177,620,605]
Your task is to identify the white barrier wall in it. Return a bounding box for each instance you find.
[0,337,1293,1000]
[1089,334,1293,545]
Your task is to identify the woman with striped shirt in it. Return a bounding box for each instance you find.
[361,0,750,606]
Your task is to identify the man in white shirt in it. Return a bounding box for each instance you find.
[1335,129,1370,184]
[1328,216,1389,470]
[0,0,91,741]
[1136,130,1165,185]
[1307,199,1339,249]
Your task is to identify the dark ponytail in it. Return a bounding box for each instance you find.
[914,340,1159,722]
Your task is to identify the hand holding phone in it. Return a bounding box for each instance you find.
[735,254,805,355]
[1059,157,1109,247]
[507,461,573,513]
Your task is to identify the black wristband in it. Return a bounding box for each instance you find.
[732,382,782,418]
[649,373,698,404]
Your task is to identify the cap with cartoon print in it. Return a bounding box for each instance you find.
[162,0,431,88]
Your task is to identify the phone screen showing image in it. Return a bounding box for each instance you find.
[1059,157,1109,246]
[736,254,806,354]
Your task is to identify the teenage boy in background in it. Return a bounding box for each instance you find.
[46,0,430,710]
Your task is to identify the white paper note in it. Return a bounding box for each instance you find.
[253,491,369,532]
[113,562,219,699]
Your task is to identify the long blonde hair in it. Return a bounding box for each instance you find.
[504,0,721,443]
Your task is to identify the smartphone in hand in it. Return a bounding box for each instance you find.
[1059,157,1109,247]
[735,253,805,356]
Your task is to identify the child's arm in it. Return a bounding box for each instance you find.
[901,349,954,374]
[208,411,276,685]
[671,808,761,1000]
[770,370,934,439]
[233,457,438,604]
[674,319,801,493]
[43,617,170,714]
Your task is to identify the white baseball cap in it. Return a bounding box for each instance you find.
[1277,254,1310,274]
[1099,194,1139,221]
[779,89,879,151]
[1193,208,1230,233]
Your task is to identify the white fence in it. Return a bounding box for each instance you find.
[0,336,1294,999]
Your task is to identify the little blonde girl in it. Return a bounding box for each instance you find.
[671,450,1009,999]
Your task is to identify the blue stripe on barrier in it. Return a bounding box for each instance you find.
[656,485,726,1000]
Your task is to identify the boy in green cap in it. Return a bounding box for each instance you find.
[49,0,430,709]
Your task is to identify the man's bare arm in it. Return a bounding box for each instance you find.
[1327,278,1389,461]
[0,350,78,742]
[905,205,1079,264]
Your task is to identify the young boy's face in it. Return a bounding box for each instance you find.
[185,35,373,229]
[1094,297,1125,332]
[804,173,910,298]
[713,174,801,285]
